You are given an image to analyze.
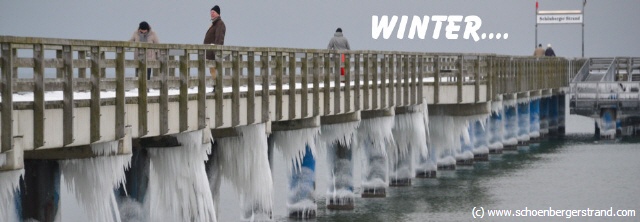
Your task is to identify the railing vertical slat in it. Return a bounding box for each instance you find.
[396,54,403,106]
[248,51,256,124]
[115,46,125,140]
[344,53,351,112]
[410,55,417,105]
[334,52,341,114]
[354,54,361,110]
[486,56,493,101]
[381,54,388,108]
[434,55,440,104]
[312,53,320,117]
[197,50,206,129]
[137,48,148,137]
[232,51,240,126]
[324,53,331,115]
[457,55,463,104]
[404,54,410,106]
[418,55,424,104]
[78,50,86,78]
[179,50,189,131]
[63,45,75,145]
[301,52,308,118]
[289,52,297,119]
[475,56,481,103]
[363,54,370,110]
[372,54,379,109]
[275,51,283,120]
[90,46,101,142]
[214,49,223,127]
[1,43,13,153]
[159,49,169,133]
[261,51,270,123]
[56,50,63,78]
[33,44,45,148]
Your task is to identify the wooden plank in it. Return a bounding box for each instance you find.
[1,43,13,153]
[215,49,223,127]
[410,55,417,105]
[475,56,480,103]
[137,48,148,137]
[457,55,463,103]
[247,51,256,124]
[90,46,102,142]
[381,54,388,108]
[363,54,370,110]
[418,55,424,104]
[354,54,361,110]
[344,53,351,113]
[115,46,125,139]
[334,52,341,114]
[78,50,87,78]
[275,52,283,120]
[197,50,206,129]
[301,53,308,118]
[56,50,63,78]
[261,51,270,123]
[312,53,320,116]
[159,49,169,133]
[372,54,378,109]
[403,54,409,106]
[63,45,74,145]
[232,51,240,126]
[33,44,45,148]
[289,52,296,119]
[434,55,440,104]
[324,53,331,115]
[397,54,403,106]
[179,50,189,131]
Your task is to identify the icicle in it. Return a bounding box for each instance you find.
[214,123,273,221]
[357,116,394,192]
[147,130,217,222]
[321,121,359,209]
[59,141,131,222]
[273,127,320,174]
[0,169,24,222]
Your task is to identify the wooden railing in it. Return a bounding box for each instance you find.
[0,35,580,153]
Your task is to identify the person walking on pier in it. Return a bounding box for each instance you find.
[545,43,556,57]
[327,28,350,76]
[204,5,226,92]
[533,44,545,58]
[129,21,159,80]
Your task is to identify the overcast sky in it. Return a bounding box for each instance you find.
[1,0,639,58]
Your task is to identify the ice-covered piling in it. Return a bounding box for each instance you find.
[148,130,217,222]
[0,169,24,222]
[529,94,542,142]
[357,116,394,197]
[517,94,531,146]
[320,121,358,210]
[472,119,490,161]
[503,96,519,150]
[20,160,60,222]
[213,124,273,221]
[390,111,428,186]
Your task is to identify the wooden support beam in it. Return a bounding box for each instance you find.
[63,45,75,145]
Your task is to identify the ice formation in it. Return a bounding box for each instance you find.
[59,140,131,222]
[357,116,394,192]
[147,130,217,222]
[321,121,359,206]
[0,169,24,222]
[390,111,428,180]
[213,124,273,221]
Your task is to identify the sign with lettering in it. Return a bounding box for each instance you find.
[537,14,583,24]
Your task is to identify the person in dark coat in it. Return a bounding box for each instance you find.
[204,5,226,92]
[545,43,556,57]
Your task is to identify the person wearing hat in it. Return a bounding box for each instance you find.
[545,43,556,57]
[129,21,160,81]
[533,44,545,58]
[327,28,351,76]
[204,5,226,92]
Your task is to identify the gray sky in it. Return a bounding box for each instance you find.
[1,0,639,58]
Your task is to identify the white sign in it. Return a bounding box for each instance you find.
[537,14,583,24]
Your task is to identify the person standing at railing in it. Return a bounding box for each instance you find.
[204,5,226,93]
[129,21,160,80]
[327,28,350,76]
[533,44,545,58]
[545,43,556,57]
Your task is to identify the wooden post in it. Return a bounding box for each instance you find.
[159,48,169,134]
[63,45,75,145]
[403,54,409,106]
[261,51,270,123]
[1,43,13,153]
[301,52,308,118]
[248,51,256,124]
[418,55,424,104]
[275,51,283,120]
[324,53,331,115]
[486,56,493,101]
[179,50,189,131]
[78,50,87,78]
[198,49,206,129]
[354,53,361,110]
[372,54,379,109]
[115,46,125,139]
[410,55,417,105]
[434,55,440,104]
[475,56,481,103]
[90,46,102,142]
[456,55,463,103]
[344,53,351,112]
[232,51,240,126]
[363,53,370,110]
[33,44,45,148]
[334,52,341,114]
[214,49,223,127]
[137,48,148,137]
[382,54,389,108]
[396,54,403,106]
[289,52,297,119]
[312,53,320,117]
